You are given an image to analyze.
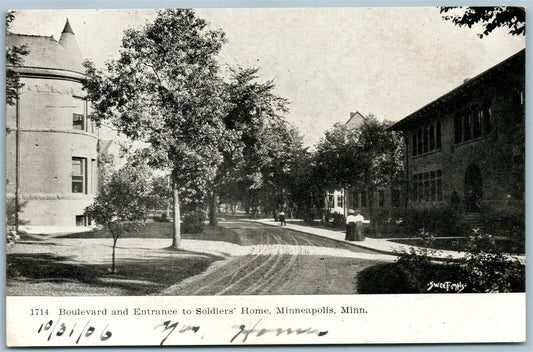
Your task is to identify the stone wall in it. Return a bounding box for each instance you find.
[6,74,98,228]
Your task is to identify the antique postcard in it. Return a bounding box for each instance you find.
[5,6,526,346]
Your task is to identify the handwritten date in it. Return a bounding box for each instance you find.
[37,318,112,344]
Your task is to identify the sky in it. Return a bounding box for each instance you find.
[8,7,526,146]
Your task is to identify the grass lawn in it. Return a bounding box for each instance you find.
[7,224,242,296]
[52,222,242,244]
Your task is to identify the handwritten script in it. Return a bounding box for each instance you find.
[155,320,200,345]
[230,319,328,343]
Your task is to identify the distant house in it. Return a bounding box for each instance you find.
[389,49,525,215]
[326,111,401,219]
[6,20,100,232]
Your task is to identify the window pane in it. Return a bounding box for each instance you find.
[483,106,492,135]
[352,191,359,208]
[417,129,423,155]
[72,157,85,193]
[464,110,471,141]
[72,177,83,193]
[436,121,441,149]
[472,108,482,138]
[454,114,462,143]
[76,215,86,226]
[378,190,385,207]
[73,114,84,130]
[72,159,82,176]
[412,133,417,156]
[429,124,435,150]
[423,126,429,153]
[73,97,86,131]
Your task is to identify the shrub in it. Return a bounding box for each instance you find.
[182,211,206,234]
[324,212,345,227]
[357,229,525,294]
[480,205,524,242]
[402,206,468,237]
[460,231,525,293]
[6,226,19,245]
[367,209,405,238]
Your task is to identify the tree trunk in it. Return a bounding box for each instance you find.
[171,181,181,249]
[112,236,118,273]
[209,191,217,226]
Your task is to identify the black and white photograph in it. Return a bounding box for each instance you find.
[4,5,527,346]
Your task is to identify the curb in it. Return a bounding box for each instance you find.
[242,219,399,258]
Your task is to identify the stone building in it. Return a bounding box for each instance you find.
[389,49,525,215]
[6,20,99,232]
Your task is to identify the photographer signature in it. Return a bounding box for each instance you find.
[427,281,466,293]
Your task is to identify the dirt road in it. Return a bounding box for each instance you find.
[162,221,392,295]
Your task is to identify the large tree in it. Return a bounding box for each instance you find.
[440,7,525,38]
[215,67,299,219]
[83,9,231,248]
[314,116,403,218]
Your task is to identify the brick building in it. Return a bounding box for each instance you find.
[390,49,525,215]
[6,20,99,232]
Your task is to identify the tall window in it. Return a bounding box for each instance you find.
[412,170,442,202]
[336,194,344,208]
[352,191,359,208]
[378,190,385,207]
[436,121,442,149]
[72,157,87,194]
[392,189,401,208]
[327,195,334,208]
[73,97,86,131]
[412,120,441,156]
[454,102,492,144]
[73,97,95,133]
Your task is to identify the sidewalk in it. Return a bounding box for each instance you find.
[247,218,526,263]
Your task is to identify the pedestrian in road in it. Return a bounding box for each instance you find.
[345,209,356,241]
[279,211,286,226]
[354,210,366,241]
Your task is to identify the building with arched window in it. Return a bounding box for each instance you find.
[6,20,99,232]
[390,49,525,216]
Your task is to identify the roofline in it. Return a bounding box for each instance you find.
[346,111,367,125]
[7,31,56,40]
[389,48,525,131]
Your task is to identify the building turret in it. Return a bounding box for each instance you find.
[58,19,82,62]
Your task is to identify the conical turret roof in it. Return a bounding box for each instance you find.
[62,18,74,34]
